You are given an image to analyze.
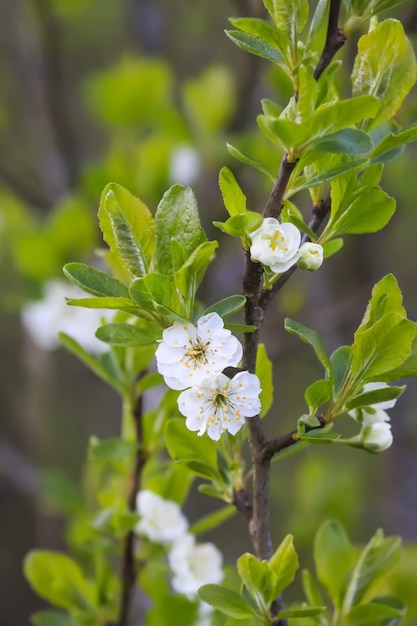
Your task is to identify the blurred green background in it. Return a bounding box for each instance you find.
[1,0,417,623]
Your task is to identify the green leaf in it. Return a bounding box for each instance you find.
[305,379,332,413]
[293,157,368,193]
[311,96,380,136]
[300,430,340,445]
[203,295,246,318]
[371,124,417,162]
[329,189,395,236]
[198,585,257,619]
[219,167,247,217]
[257,116,308,151]
[175,240,218,307]
[225,30,284,65]
[130,273,172,311]
[189,505,236,536]
[58,332,123,393]
[264,0,309,34]
[278,606,326,618]
[213,212,263,239]
[322,238,344,258]
[375,332,417,381]
[229,17,283,49]
[269,534,299,598]
[351,314,416,382]
[314,520,355,609]
[66,297,137,314]
[330,345,352,397]
[346,600,406,626]
[237,553,273,608]
[224,323,257,333]
[165,418,217,468]
[95,323,161,346]
[89,438,137,462]
[343,531,402,613]
[23,551,94,612]
[98,183,155,277]
[312,129,373,155]
[63,263,130,298]
[357,274,406,332]
[301,569,326,609]
[155,185,206,276]
[346,385,405,410]
[256,344,274,417]
[31,611,73,626]
[285,318,331,376]
[227,143,275,182]
[352,19,417,128]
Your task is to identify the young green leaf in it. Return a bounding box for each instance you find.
[155,185,206,275]
[263,0,309,35]
[225,30,284,65]
[305,379,332,413]
[98,183,155,277]
[371,124,417,162]
[278,605,326,619]
[203,295,246,318]
[175,240,218,307]
[346,599,406,626]
[346,385,405,410]
[89,437,137,463]
[328,188,396,236]
[63,262,130,298]
[66,296,138,314]
[312,129,373,155]
[198,584,258,619]
[130,273,172,311]
[256,344,274,417]
[213,212,263,239]
[330,346,352,396]
[314,520,355,609]
[189,505,236,536]
[31,610,73,626]
[357,274,406,333]
[352,19,416,129]
[227,143,275,182]
[269,534,299,598]
[229,17,283,49]
[237,553,272,609]
[165,418,217,468]
[219,167,247,217]
[95,322,161,346]
[284,318,332,377]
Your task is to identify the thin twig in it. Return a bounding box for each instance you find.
[117,393,147,626]
[313,0,346,81]
[262,416,327,463]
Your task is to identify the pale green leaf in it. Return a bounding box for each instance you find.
[219,167,247,217]
[203,295,246,318]
[269,534,299,597]
[227,143,275,182]
[285,318,331,376]
[63,262,129,298]
[225,30,284,65]
[198,585,258,619]
[95,323,161,346]
[256,344,274,417]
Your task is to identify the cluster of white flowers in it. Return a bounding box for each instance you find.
[349,382,396,452]
[249,217,323,274]
[156,312,261,440]
[136,490,223,605]
[21,280,108,354]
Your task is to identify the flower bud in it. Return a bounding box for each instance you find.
[297,242,323,271]
[361,422,393,453]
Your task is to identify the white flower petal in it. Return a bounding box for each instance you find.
[168,534,223,599]
[249,218,301,274]
[135,490,188,544]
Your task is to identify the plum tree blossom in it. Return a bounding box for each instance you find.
[135,490,188,544]
[360,422,393,452]
[21,280,108,354]
[177,371,261,440]
[249,217,301,274]
[155,312,242,390]
[298,242,324,271]
[168,534,223,599]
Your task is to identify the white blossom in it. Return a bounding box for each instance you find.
[349,382,397,424]
[135,490,188,544]
[21,280,108,354]
[361,421,393,452]
[177,371,261,441]
[168,534,223,599]
[169,146,201,187]
[249,217,301,274]
[155,313,243,390]
[298,242,324,271]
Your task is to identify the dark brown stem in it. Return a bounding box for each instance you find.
[117,393,147,626]
[313,0,346,81]
[263,416,327,463]
[263,154,298,219]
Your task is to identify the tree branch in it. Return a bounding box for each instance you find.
[262,416,327,463]
[313,0,346,81]
[263,154,298,219]
[117,393,147,626]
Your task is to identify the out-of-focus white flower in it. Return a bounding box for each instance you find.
[169,146,201,187]
[349,382,397,424]
[135,490,188,544]
[177,371,261,440]
[298,242,323,271]
[360,421,393,452]
[155,313,243,390]
[249,217,301,274]
[21,280,108,354]
[168,534,223,599]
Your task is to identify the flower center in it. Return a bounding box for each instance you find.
[185,340,209,365]
[269,230,288,252]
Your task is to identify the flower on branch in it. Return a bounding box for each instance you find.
[155,312,243,390]
[360,421,393,452]
[168,533,223,599]
[177,371,261,440]
[135,490,188,544]
[298,242,324,271]
[249,217,301,274]
[349,382,397,453]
